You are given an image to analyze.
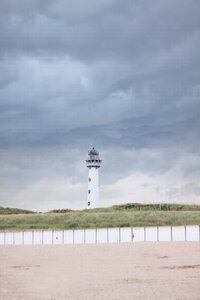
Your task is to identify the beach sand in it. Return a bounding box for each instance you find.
[0,242,200,300]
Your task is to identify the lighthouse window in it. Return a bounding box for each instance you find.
[89,178,91,182]
[88,190,91,194]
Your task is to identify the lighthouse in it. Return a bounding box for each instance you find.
[86,147,102,209]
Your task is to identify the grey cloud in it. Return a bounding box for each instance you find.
[0,0,199,62]
[1,60,199,150]
[0,0,200,209]
[0,64,18,88]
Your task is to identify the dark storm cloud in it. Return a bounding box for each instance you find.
[0,0,200,208]
[0,0,199,61]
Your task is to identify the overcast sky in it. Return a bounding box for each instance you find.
[0,0,200,211]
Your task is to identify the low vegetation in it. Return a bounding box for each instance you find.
[0,203,199,230]
[0,206,36,215]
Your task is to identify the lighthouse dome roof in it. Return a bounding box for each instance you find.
[88,147,99,156]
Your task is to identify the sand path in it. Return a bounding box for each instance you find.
[0,242,200,300]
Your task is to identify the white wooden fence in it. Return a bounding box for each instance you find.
[0,225,199,245]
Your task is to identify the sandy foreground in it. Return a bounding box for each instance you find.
[0,242,200,300]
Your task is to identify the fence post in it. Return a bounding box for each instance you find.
[199,225,200,241]
[171,226,173,241]
[185,225,187,241]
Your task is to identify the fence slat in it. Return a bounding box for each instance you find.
[0,232,4,245]
[85,229,96,244]
[186,225,199,241]
[120,228,132,243]
[172,226,185,241]
[63,230,73,244]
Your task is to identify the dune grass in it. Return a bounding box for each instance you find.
[0,206,36,215]
[0,209,199,231]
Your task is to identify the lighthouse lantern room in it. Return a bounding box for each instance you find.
[86,147,102,209]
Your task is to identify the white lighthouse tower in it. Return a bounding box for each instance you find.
[86,147,102,209]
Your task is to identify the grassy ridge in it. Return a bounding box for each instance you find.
[0,203,199,215]
[0,204,199,231]
[0,206,36,215]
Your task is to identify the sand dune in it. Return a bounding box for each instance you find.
[0,242,200,300]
